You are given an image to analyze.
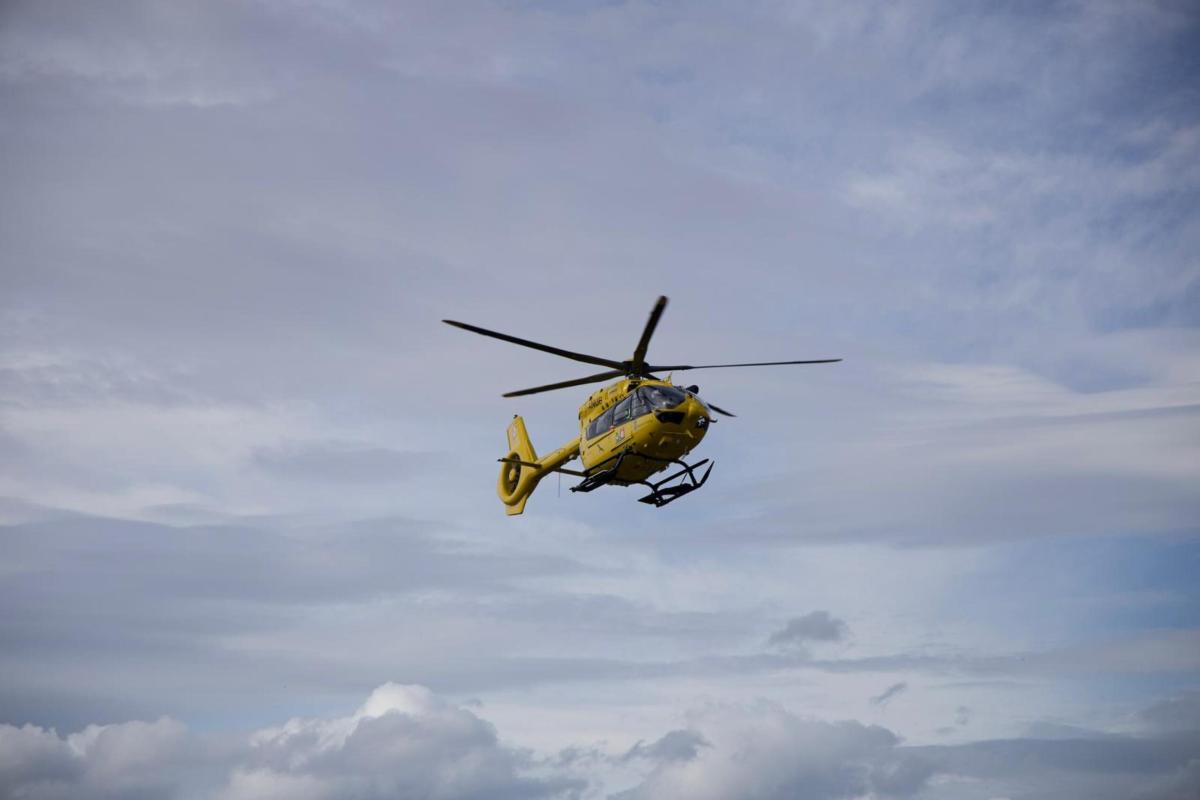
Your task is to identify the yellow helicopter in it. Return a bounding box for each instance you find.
[445,296,840,515]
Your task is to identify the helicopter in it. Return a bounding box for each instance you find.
[444,296,840,515]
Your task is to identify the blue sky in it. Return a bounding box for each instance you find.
[1,1,1198,798]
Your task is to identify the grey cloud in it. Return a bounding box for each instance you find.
[0,685,579,800]
[906,730,1200,800]
[870,682,908,707]
[1136,690,1200,733]
[232,684,579,800]
[623,730,710,763]
[2,0,1192,410]
[767,611,848,648]
[1023,721,1123,741]
[5,684,1200,800]
[0,723,83,790]
[0,2,1196,795]
[1138,758,1200,800]
[615,703,917,800]
[0,511,587,729]
[805,628,1200,679]
[363,626,1200,697]
[0,716,208,800]
[0,356,201,409]
[868,755,936,798]
[0,513,576,608]
[616,702,1200,800]
[251,441,422,482]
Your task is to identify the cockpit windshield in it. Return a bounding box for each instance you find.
[640,385,686,410]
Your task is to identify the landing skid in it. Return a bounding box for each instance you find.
[570,450,714,508]
[635,457,713,507]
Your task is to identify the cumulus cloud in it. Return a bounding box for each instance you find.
[5,686,1200,800]
[613,696,1200,800]
[623,729,710,763]
[614,702,925,800]
[0,716,200,800]
[226,683,578,800]
[0,684,579,800]
[766,611,848,649]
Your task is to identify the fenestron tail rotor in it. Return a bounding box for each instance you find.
[443,296,841,401]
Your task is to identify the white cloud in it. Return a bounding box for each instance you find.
[3,684,1199,800]
[228,682,577,800]
[0,717,195,800]
[615,701,924,800]
[0,685,579,800]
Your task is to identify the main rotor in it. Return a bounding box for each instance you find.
[443,296,840,408]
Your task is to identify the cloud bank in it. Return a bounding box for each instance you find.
[4,685,1198,800]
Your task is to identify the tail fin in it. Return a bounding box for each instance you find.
[497,416,580,516]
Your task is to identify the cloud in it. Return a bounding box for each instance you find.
[1136,690,1200,734]
[1138,758,1200,800]
[0,684,579,800]
[0,1,1196,795]
[623,729,710,763]
[4,685,1200,800]
[906,730,1200,800]
[225,683,578,800]
[250,441,421,483]
[0,511,588,730]
[0,716,202,800]
[870,682,908,707]
[614,702,925,800]
[613,695,1200,800]
[766,611,848,648]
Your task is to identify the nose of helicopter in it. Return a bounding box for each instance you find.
[682,395,712,435]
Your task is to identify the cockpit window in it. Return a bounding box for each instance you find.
[586,386,685,440]
[640,385,687,410]
[612,395,633,425]
[630,389,650,418]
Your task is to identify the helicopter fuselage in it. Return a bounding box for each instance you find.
[577,378,711,484]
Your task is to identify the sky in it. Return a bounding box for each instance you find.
[1,0,1198,798]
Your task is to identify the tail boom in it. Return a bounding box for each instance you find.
[497,416,580,515]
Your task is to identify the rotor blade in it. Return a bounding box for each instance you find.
[679,386,737,418]
[444,320,623,370]
[647,358,842,372]
[704,401,736,417]
[502,369,625,398]
[631,295,668,372]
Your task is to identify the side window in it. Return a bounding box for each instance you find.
[612,395,633,425]
[588,406,615,439]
